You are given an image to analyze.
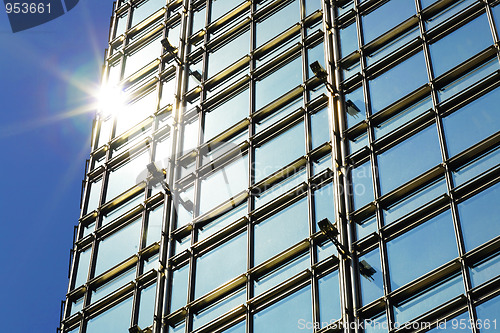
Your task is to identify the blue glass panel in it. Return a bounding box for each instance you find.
[366,28,420,66]
[443,87,500,157]
[307,42,325,80]
[255,286,313,333]
[378,125,441,195]
[310,107,330,149]
[313,154,331,176]
[170,264,189,312]
[387,210,458,289]
[131,0,164,27]
[145,205,163,247]
[70,296,84,316]
[195,232,246,298]
[254,254,309,296]
[92,268,135,303]
[137,283,156,329]
[344,86,366,128]
[453,146,500,187]
[394,274,464,324]
[94,218,141,277]
[349,130,368,154]
[74,247,91,288]
[255,57,303,110]
[351,160,373,210]
[438,59,499,102]
[255,98,302,133]
[383,178,446,226]
[106,152,150,201]
[254,198,309,266]
[364,312,388,333]
[429,14,492,77]
[339,23,358,58]
[204,89,249,141]
[470,252,500,288]
[256,0,300,47]
[475,295,500,332]
[193,289,245,330]
[374,97,433,139]
[318,271,341,323]
[362,0,416,44]
[458,182,500,251]
[222,321,245,333]
[254,121,305,183]
[198,202,247,240]
[314,182,336,232]
[425,0,475,30]
[101,194,143,226]
[369,52,428,113]
[86,297,133,332]
[356,216,377,240]
[208,30,250,77]
[305,0,321,17]
[210,0,240,22]
[316,239,338,263]
[86,178,102,214]
[359,248,384,305]
[255,169,306,209]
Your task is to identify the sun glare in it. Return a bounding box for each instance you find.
[97,85,126,118]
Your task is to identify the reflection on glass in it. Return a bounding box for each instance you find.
[254,286,312,333]
[94,218,141,277]
[310,107,330,149]
[318,271,341,323]
[255,98,302,133]
[366,28,420,66]
[137,283,157,329]
[470,252,500,288]
[170,264,189,312]
[115,12,128,37]
[443,87,500,157]
[193,289,245,330]
[349,131,368,154]
[314,182,336,231]
[101,194,143,226]
[92,268,135,303]
[458,182,500,251]
[256,0,300,48]
[106,152,150,201]
[475,295,500,328]
[85,297,133,332]
[425,0,475,31]
[383,178,446,225]
[195,232,246,298]
[351,160,373,210]
[142,253,159,273]
[393,274,463,324]
[145,205,163,247]
[254,198,309,266]
[387,210,457,290]
[86,178,102,214]
[339,22,357,58]
[344,86,365,128]
[313,154,331,175]
[70,296,84,316]
[74,247,91,288]
[453,146,500,187]
[207,30,249,77]
[356,216,377,240]
[254,254,309,296]
[369,52,427,113]
[378,125,441,195]
[131,0,164,27]
[429,14,492,77]
[254,121,305,183]
[123,36,160,78]
[255,168,306,209]
[198,202,247,240]
[359,248,384,305]
[374,97,432,139]
[114,90,157,136]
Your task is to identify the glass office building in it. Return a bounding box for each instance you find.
[60,0,500,332]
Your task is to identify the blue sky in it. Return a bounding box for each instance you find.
[0,2,112,331]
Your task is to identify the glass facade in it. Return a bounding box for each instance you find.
[61,0,500,333]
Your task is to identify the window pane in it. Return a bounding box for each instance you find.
[210,0,240,22]
[137,283,157,329]
[344,86,365,128]
[92,268,135,303]
[170,264,189,312]
[199,155,248,215]
[453,146,500,187]
[123,37,160,78]
[443,87,500,157]
[198,202,247,240]
[458,183,500,251]
[254,254,309,296]
[366,28,420,66]
[204,90,249,141]
[318,271,341,322]
[254,286,312,333]
[387,210,457,289]
[131,0,164,27]
[356,216,377,241]
[255,168,306,209]
[475,295,500,331]
[383,178,447,226]
[393,274,464,324]
[207,30,250,77]
[470,252,500,288]
[255,57,303,110]
[359,248,384,305]
[313,182,336,230]
[310,107,330,149]
[425,0,474,30]
[145,205,163,247]
[362,0,415,43]
[369,52,428,113]
[378,125,441,195]
[339,22,357,58]
[101,194,143,226]
[115,90,157,136]
[429,14,492,77]
[256,0,300,47]
[254,121,305,183]
[85,297,133,333]
[254,198,309,266]
[351,160,373,210]
[106,152,150,201]
[195,232,246,298]
[74,248,91,288]
[85,178,102,214]
[193,289,245,330]
[426,311,472,333]
[94,218,141,277]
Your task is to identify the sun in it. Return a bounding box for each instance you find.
[97,85,127,118]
